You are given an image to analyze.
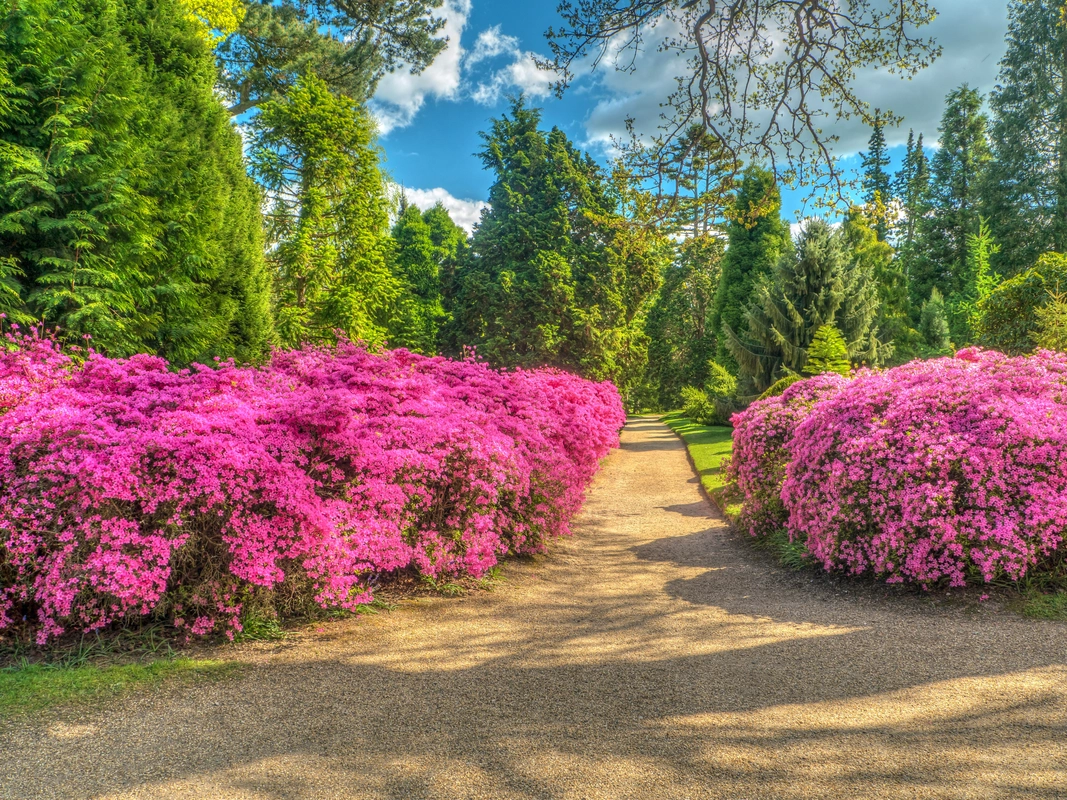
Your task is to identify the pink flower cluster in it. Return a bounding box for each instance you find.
[0,336,624,644]
[726,373,849,537]
[731,350,1067,588]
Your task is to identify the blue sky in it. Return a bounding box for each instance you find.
[370,0,1011,231]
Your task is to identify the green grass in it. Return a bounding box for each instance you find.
[0,657,237,720]
[661,412,739,516]
[1020,590,1067,620]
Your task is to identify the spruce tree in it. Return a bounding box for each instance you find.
[892,130,931,268]
[913,85,992,307]
[727,219,881,393]
[251,73,400,348]
[842,209,904,359]
[985,0,1067,276]
[709,166,789,373]
[860,111,892,240]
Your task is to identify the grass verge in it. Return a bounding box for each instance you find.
[0,657,237,720]
[661,412,739,518]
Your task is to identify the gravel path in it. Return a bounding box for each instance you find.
[3,417,1066,799]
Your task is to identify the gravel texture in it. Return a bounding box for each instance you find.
[2,416,1066,799]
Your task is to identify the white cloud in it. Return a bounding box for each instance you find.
[370,0,472,134]
[396,186,487,233]
[467,26,519,66]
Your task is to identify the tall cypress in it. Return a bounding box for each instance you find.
[985,0,1067,275]
[709,166,789,373]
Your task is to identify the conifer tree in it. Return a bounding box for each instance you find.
[727,219,880,393]
[984,0,1067,275]
[0,0,272,360]
[804,324,851,377]
[919,287,952,355]
[1035,291,1067,352]
[643,235,724,409]
[709,166,789,373]
[448,98,667,396]
[913,85,992,306]
[251,73,399,348]
[842,209,904,356]
[892,130,931,271]
[860,111,892,240]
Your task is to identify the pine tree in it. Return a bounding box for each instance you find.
[709,166,789,373]
[913,85,992,307]
[804,324,851,377]
[860,110,892,240]
[251,73,400,348]
[984,0,1067,276]
[727,219,881,393]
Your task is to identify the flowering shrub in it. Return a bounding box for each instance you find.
[730,349,1067,588]
[0,335,624,644]
[727,373,849,537]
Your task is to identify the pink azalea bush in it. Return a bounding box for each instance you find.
[730,349,1067,588]
[726,373,849,537]
[0,335,624,644]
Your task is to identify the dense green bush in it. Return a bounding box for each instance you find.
[976,253,1067,354]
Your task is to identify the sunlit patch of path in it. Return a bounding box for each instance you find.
[2,417,1065,799]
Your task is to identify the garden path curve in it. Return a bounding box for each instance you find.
[2,417,1066,799]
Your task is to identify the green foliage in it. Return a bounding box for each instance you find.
[643,235,724,409]
[660,412,735,511]
[216,0,448,115]
[804,324,851,377]
[710,166,789,373]
[680,360,738,426]
[389,201,447,353]
[447,98,667,399]
[918,287,953,355]
[0,0,272,361]
[912,84,992,307]
[952,218,1001,345]
[985,0,1067,276]
[1034,291,1067,352]
[251,73,400,348]
[727,218,881,394]
[845,207,905,359]
[758,374,803,400]
[976,252,1067,354]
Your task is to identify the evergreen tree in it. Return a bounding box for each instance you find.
[251,73,400,348]
[727,219,881,393]
[843,207,905,356]
[1035,291,1067,351]
[984,0,1067,275]
[919,287,953,355]
[892,129,931,281]
[913,85,992,306]
[0,0,272,360]
[860,110,892,240]
[448,98,667,396]
[804,324,851,377]
[643,235,724,409]
[388,199,466,354]
[709,166,789,373]
[424,201,470,324]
